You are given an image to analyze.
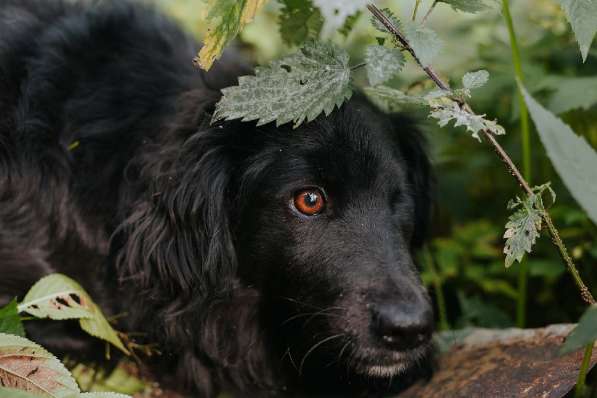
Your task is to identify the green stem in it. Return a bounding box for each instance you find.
[576,343,594,398]
[422,247,450,331]
[422,1,439,23]
[501,0,532,328]
[413,0,422,21]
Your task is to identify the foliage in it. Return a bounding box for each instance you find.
[278,0,322,45]
[213,41,352,127]
[364,45,405,85]
[402,20,443,67]
[437,0,498,14]
[557,0,597,61]
[0,299,24,337]
[312,0,369,38]
[561,304,597,354]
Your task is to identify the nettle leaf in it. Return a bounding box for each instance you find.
[557,0,597,62]
[278,0,323,46]
[429,100,505,141]
[19,274,129,355]
[0,333,79,397]
[364,86,426,113]
[313,0,369,38]
[437,0,497,13]
[546,75,597,114]
[402,21,442,67]
[365,45,405,85]
[370,7,401,34]
[503,184,555,268]
[462,70,490,91]
[561,304,597,354]
[0,299,24,337]
[213,41,352,128]
[0,387,40,398]
[195,0,267,70]
[521,85,597,225]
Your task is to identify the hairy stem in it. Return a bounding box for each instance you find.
[366,3,595,306]
[501,0,532,329]
[576,343,594,398]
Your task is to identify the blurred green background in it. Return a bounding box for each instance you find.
[151,0,597,331]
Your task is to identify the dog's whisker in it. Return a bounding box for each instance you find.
[298,334,344,376]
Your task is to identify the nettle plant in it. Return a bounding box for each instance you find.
[196,0,597,394]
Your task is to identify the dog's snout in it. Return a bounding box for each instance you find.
[371,300,433,351]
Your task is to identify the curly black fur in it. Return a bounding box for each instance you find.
[0,1,435,397]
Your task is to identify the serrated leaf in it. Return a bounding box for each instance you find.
[365,45,405,86]
[403,21,442,67]
[0,387,41,398]
[561,304,597,354]
[195,0,267,70]
[462,70,490,90]
[437,0,497,13]
[313,0,369,38]
[429,101,505,141]
[557,0,597,62]
[364,86,426,113]
[278,0,323,46]
[0,333,79,397]
[521,84,597,225]
[18,274,129,355]
[370,7,401,34]
[0,299,24,337]
[503,194,543,268]
[213,41,352,128]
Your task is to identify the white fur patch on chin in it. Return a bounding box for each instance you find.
[364,363,408,378]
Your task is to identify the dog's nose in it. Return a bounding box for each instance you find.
[371,301,433,351]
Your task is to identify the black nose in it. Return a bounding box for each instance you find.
[371,301,433,351]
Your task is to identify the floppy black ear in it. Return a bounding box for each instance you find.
[115,122,238,316]
[392,116,434,249]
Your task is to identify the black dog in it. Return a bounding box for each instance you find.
[0,0,434,396]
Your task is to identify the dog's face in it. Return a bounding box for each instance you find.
[232,99,434,392]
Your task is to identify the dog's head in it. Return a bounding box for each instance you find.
[119,94,433,395]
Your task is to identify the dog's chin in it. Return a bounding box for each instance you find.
[350,343,433,379]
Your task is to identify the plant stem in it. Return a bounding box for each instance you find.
[350,62,367,71]
[576,343,594,398]
[413,0,422,21]
[422,1,439,24]
[366,3,595,307]
[501,0,532,329]
[422,247,450,331]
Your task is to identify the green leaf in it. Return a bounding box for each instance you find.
[0,333,79,397]
[503,184,554,268]
[364,86,426,113]
[429,100,505,141]
[462,70,490,90]
[313,0,369,37]
[402,21,442,67]
[278,0,323,46]
[339,11,361,37]
[365,45,405,86]
[437,0,496,13]
[78,393,132,398]
[561,304,597,354]
[0,387,41,398]
[213,41,352,128]
[19,274,129,355]
[370,7,401,34]
[195,0,267,70]
[557,0,597,62]
[0,299,25,337]
[521,84,597,225]
[546,76,597,114]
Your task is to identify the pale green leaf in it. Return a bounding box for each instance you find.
[0,333,79,397]
[313,0,369,37]
[365,45,405,85]
[0,299,24,337]
[503,193,544,268]
[437,0,497,13]
[557,0,597,62]
[0,387,41,398]
[429,100,505,141]
[18,274,129,355]
[213,41,352,128]
[402,21,442,67]
[364,86,426,113]
[521,85,597,225]
[561,304,597,354]
[278,0,323,46]
[546,76,597,114]
[195,0,267,70]
[370,7,401,34]
[78,393,132,398]
[462,70,490,90]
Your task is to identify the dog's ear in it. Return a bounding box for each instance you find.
[115,123,239,311]
[392,116,434,248]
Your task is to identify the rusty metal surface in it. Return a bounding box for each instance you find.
[399,325,597,398]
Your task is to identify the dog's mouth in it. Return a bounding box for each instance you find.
[350,343,432,378]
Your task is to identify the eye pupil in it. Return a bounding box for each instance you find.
[293,189,325,216]
[304,192,318,207]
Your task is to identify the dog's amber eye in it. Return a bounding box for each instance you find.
[293,189,325,216]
